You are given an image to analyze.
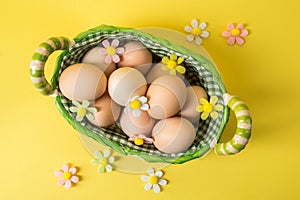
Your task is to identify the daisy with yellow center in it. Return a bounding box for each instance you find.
[141,168,167,193]
[128,134,153,146]
[69,100,97,122]
[54,164,79,189]
[184,19,210,45]
[91,149,115,173]
[124,96,149,117]
[196,96,223,120]
[99,39,125,63]
[161,54,186,76]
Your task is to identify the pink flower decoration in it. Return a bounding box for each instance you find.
[99,39,125,64]
[128,134,153,145]
[54,164,79,189]
[222,23,249,46]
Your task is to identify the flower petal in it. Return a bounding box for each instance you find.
[144,137,154,144]
[69,167,77,175]
[200,31,210,38]
[98,165,105,173]
[106,164,113,172]
[72,101,81,107]
[161,65,170,71]
[210,96,218,105]
[91,159,99,165]
[153,184,161,193]
[170,54,177,61]
[65,180,71,189]
[95,151,103,159]
[222,31,231,37]
[55,170,63,177]
[227,36,236,45]
[124,106,131,114]
[139,96,147,104]
[214,104,224,111]
[199,22,207,30]
[155,170,163,178]
[236,24,244,30]
[176,65,186,74]
[86,113,95,121]
[99,47,107,54]
[102,40,109,48]
[141,175,149,182]
[191,19,198,28]
[71,176,79,183]
[236,37,245,45]
[87,107,97,113]
[62,164,69,172]
[177,57,184,64]
[82,100,89,108]
[186,34,194,42]
[201,112,209,120]
[144,183,152,191]
[112,54,120,63]
[133,109,141,117]
[148,168,155,176]
[200,98,208,105]
[111,39,119,47]
[210,111,219,119]
[105,55,112,64]
[159,179,167,186]
[184,25,192,33]
[161,57,169,64]
[195,36,203,45]
[69,106,78,113]
[196,105,203,112]
[116,47,125,54]
[57,179,65,186]
[109,157,115,164]
[169,69,176,76]
[104,149,111,158]
[140,104,149,111]
[227,23,234,31]
[240,29,248,37]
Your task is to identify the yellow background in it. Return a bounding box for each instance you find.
[1,0,299,199]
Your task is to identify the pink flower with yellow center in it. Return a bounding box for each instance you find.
[99,39,125,63]
[128,134,153,145]
[222,23,249,46]
[54,164,79,189]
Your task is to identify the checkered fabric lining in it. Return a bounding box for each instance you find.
[57,30,225,158]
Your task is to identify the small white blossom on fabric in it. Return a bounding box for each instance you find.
[54,164,79,189]
[69,100,97,122]
[128,134,154,145]
[124,96,149,117]
[99,39,125,63]
[184,19,210,45]
[91,149,115,173]
[141,168,167,193]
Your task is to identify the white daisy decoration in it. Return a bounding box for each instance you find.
[91,149,115,173]
[69,100,97,122]
[141,168,167,193]
[184,19,210,45]
[124,96,149,117]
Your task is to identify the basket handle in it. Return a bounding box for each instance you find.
[29,37,73,96]
[215,93,252,155]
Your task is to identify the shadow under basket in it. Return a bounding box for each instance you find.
[30,25,252,164]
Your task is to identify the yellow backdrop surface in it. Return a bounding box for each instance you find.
[1,0,299,199]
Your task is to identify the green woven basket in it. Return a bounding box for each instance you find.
[30,25,252,164]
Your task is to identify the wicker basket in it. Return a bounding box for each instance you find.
[29,25,252,164]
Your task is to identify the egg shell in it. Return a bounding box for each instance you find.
[118,41,152,74]
[146,63,184,83]
[81,46,116,77]
[180,86,208,123]
[147,75,187,119]
[108,67,147,106]
[59,63,107,101]
[152,117,196,154]
[90,92,121,127]
[120,110,156,137]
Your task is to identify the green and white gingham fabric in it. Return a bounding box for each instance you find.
[54,27,226,163]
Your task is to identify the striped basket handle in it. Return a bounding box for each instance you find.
[215,93,252,155]
[30,37,73,96]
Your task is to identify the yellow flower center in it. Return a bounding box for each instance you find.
[77,107,87,117]
[100,158,108,166]
[134,138,144,145]
[192,27,202,36]
[106,46,116,56]
[63,172,72,180]
[167,60,177,69]
[130,100,141,109]
[149,176,158,184]
[231,28,241,36]
[203,103,213,113]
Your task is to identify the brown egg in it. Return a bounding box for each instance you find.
[120,110,156,137]
[81,46,116,77]
[180,86,208,123]
[59,63,107,101]
[146,63,184,83]
[90,92,121,127]
[118,41,152,74]
[147,75,186,119]
[152,117,195,154]
[108,67,147,106]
